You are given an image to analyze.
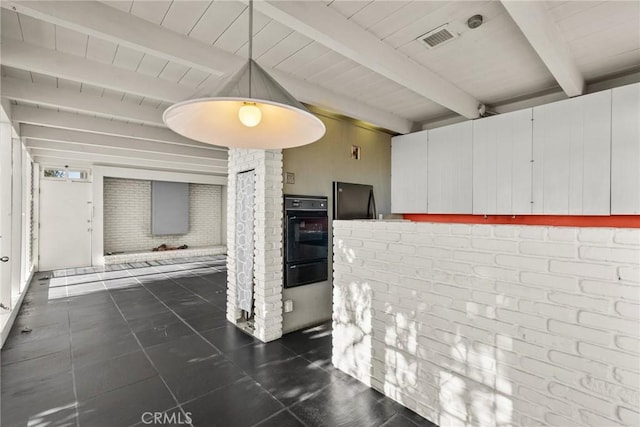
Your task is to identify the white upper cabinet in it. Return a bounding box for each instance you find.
[611,83,640,214]
[391,130,428,213]
[473,109,533,215]
[427,121,473,214]
[532,90,612,215]
[389,87,636,216]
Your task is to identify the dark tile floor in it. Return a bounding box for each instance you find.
[1,257,435,427]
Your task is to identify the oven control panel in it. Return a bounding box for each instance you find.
[284,196,327,211]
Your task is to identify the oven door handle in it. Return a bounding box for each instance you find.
[288,216,297,220]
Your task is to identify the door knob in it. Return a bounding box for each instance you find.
[0,256,9,263]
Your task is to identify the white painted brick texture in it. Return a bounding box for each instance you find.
[226,149,283,342]
[104,178,222,253]
[332,221,640,427]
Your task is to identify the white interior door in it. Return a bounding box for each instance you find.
[39,180,92,271]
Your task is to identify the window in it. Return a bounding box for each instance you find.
[42,167,91,182]
[67,170,89,180]
[43,168,66,179]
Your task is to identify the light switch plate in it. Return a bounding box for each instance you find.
[284,300,294,313]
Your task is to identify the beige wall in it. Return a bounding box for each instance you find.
[281,113,393,333]
[282,113,392,216]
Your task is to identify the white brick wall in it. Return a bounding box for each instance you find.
[333,221,640,427]
[226,149,283,342]
[103,178,222,253]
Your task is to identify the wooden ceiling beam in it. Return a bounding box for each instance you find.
[1,1,414,133]
[501,0,585,97]
[2,39,191,102]
[255,1,481,119]
[2,0,230,77]
[2,77,164,126]
[12,105,226,151]
[29,150,226,176]
[21,124,227,163]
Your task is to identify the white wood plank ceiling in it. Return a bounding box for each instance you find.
[1,0,639,176]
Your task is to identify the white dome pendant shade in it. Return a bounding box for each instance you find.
[163,59,326,149]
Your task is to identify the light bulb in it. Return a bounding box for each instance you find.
[238,103,262,127]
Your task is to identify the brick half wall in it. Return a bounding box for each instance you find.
[332,220,639,427]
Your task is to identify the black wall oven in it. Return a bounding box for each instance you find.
[284,195,328,288]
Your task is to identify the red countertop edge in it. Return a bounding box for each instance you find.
[402,214,640,228]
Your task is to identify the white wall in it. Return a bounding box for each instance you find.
[333,220,639,427]
[0,101,35,347]
[103,178,222,253]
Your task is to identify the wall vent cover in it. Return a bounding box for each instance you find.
[418,24,458,49]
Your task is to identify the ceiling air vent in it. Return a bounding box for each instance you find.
[418,24,458,49]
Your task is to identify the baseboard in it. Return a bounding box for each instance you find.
[282,316,332,335]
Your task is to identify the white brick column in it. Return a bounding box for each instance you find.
[226,149,284,342]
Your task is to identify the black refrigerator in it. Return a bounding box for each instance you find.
[332,181,377,220]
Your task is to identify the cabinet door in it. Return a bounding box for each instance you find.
[611,83,640,214]
[473,109,533,215]
[532,90,611,215]
[427,121,473,213]
[391,130,428,213]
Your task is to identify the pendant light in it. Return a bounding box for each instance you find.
[163,0,326,149]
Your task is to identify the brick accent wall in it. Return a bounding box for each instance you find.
[332,220,640,427]
[226,149,284,342]
[103,178,222,253]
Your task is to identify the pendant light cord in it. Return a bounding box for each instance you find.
[248,0,253,98]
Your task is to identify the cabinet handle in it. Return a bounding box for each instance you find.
[0,256,9,263]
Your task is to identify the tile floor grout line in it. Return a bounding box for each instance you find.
[145,375,249,423]
[250,406,311,427]
[67,298,82,427]
[120,264,281,426]
[112,264,329,425]
[4,260,417,427]
[107,273,193,427]
[160,292,312,424]
[249,408,288,427]
[66,280,143,409]
[127,269,226,356]
[285,407,310,427]
[274,335,372,414]
[162,272,218,305]
[278,340,334,373]
[138,268,312,426]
